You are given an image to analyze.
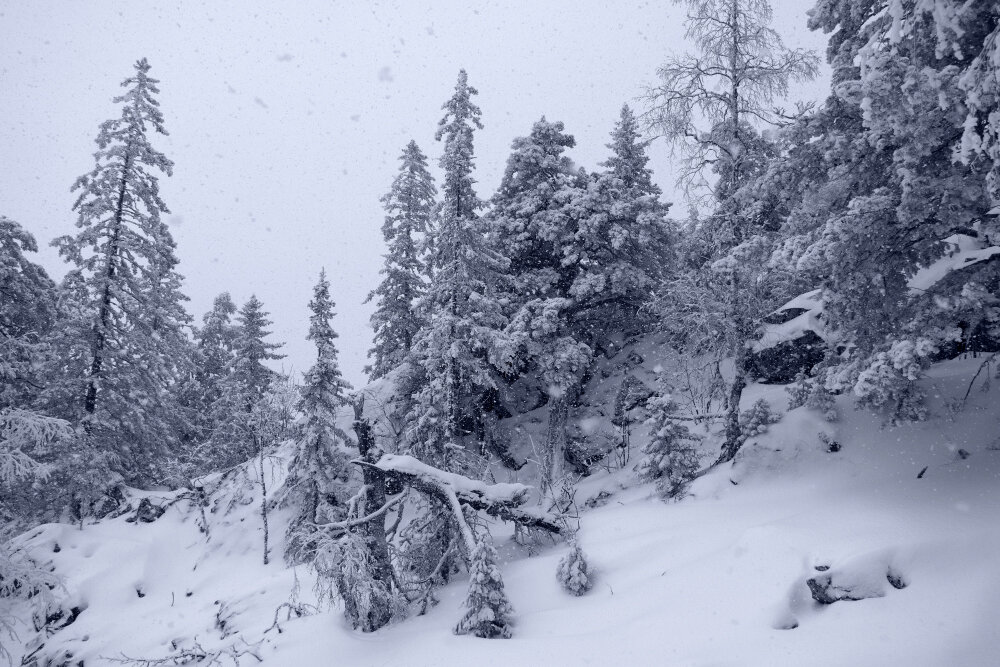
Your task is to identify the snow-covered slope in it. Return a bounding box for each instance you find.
[7,356,1000,666]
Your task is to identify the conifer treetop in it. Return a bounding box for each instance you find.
[601,104,659,195]
[436,69,484,219]
[231,295,285,403]
[366,141,436,379]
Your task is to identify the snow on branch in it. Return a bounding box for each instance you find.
[353,454,563,534]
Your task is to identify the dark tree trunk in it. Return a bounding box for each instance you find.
[351,396,396,632]
[544,381,579,493]
[84,151,132,416]
[259,445,270,565]
[717,349,749,465]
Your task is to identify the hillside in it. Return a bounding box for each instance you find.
[7,353,1000,666]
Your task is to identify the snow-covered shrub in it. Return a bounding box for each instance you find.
[852,339,937,422]
[454,539,514,639]
[556,541,593,596]
[786,372,838,421]
[738,399,781,445]
[637,394,702,499]
[1,409,66,654]
[784,373,812,410]
[397,496,460,595]
[314,530,400,633]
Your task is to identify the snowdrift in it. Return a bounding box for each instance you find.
[6,354,1000,666]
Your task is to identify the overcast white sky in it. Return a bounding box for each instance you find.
[0,0,829,386]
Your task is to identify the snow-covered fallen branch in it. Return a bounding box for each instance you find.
[353,454,563,534]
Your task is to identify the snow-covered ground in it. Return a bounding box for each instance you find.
[7,356,1000,666]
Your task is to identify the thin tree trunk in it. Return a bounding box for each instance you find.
[85,151,132,416]
[717,349,748,465]
[259,438,270,565]
[544,381,578,493]
[352,397,395,631]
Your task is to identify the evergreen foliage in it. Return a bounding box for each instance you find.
[284,271,353,562]
[638,391,702,498]
[195,293,240,408]
[314,529,401,633]
[769,0,1000,420]
[42,58,191,484]
[0,217,57,411]
[406,70,511,470]
[453,538,514,639]
[367,141,437,380]
[205,296,286,470]
[231,295,285,406]
[566,106,673,335]
[490,118,591,485]
[556,540,593,596]
[0,410,66,658]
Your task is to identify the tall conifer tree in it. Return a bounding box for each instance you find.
[44,58,190,482]
[205,295,286,469]
[366,141,436,380]
[406,70,510,470]
[284,270,353,561]
[230,295,285,407]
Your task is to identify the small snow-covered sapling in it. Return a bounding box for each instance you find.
[556,540,593,596]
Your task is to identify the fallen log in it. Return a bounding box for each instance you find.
[353,454,563,535]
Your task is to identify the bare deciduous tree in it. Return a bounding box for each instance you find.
[644,0,818,200]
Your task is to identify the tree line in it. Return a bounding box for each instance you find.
[3,0,999,643]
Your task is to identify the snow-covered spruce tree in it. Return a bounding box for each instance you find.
[311,396,399,632]
[454,537,514,639]
[774,0,1000,421]
[489,118,591,489]
[205,295,286,470]
[0,216,57,411]
[736,398,779,446]
[366,141,436,380]
[406,70,510,471]
[194,294,240,410]
[638,391,702,498]
[0,410,68,659]
[943,3,1000,203]
[314,528,400,632]
[564,105,673,337]
[231,295,285,405]
[283,270,353,563]
[0,410,72,524]
[162,292,241,479]
[42,58,192,485]
[489,117,580,307]
[556,540,593,596]
[603,104,658,194]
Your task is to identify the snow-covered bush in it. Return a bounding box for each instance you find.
[851,339,938,423]
[454,539,514,639]
[556,541,593,596]
[397,495,460,600]
[1,409,68,655]
[637,393,702,499]
[786,372,838,421]
[738,399,781,445]
[314,530,401,633]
